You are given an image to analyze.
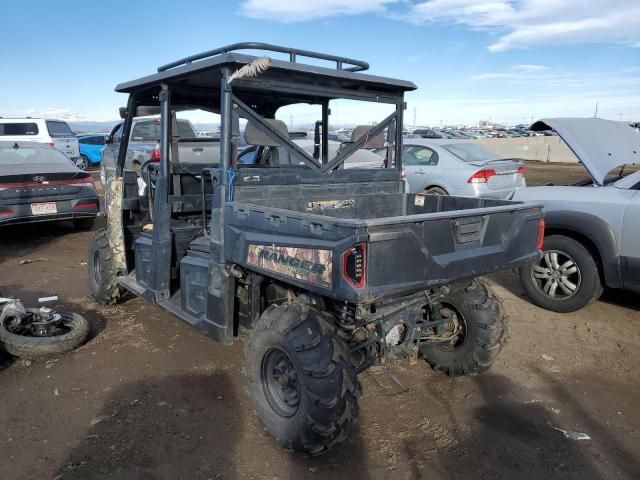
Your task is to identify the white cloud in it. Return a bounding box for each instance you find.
[405,0,640,51]
[239,0,399,22]
[471,64,552,80]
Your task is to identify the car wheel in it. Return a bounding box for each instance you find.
[519,235,603,313]
[75,155,90,170]
[73,217,95,231]
[424,186,448,196]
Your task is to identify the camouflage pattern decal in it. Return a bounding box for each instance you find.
[105,177,126,270]
[247,245,332,287]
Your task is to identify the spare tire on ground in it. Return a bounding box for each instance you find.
[0,307,89,358]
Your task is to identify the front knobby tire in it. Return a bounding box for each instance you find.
[420,279,508,376]
[245,303,361,456]
[87,229,127,305]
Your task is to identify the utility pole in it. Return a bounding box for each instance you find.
[594,102,599,118]
[440,119,443,127]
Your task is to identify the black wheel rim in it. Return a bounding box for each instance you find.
[3,312,75,337]
[261,347,301,418]
[92,250,102,285]
[531,249,582,300]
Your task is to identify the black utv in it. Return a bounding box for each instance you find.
[89,42,544,455]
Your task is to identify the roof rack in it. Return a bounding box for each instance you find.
[157,42,369,73]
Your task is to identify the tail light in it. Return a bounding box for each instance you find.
[149,147,161,162]
[400,167,407,181]
[467,168,497,184]
[0,209,13,215]
[342,243,366,289]
[537,218,545,250]
[48,142,55,147]
[517,166,525,175]
[73,201,98,209]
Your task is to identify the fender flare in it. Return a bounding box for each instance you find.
[543,210,621,288]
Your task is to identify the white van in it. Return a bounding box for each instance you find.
[0,118,82,168]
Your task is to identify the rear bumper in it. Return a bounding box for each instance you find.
[0,196,99,226]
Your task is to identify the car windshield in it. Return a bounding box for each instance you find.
[46,121,74,137]
[441,143,500,163]
[0,146,69,165]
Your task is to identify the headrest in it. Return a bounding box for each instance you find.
[351,125,385,149]
[245,119,288,147]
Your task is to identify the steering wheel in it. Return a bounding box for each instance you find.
[139,159,158,192]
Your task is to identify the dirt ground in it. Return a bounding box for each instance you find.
[1,161,638,480]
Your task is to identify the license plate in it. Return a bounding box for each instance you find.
[31,202,57,215]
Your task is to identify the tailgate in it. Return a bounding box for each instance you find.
[363,201,542,297]
[46,120,79,158]
[51,137,79,158]
[178,140,219,163]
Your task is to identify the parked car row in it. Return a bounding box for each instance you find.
[406,126,544,140]
[0,117,111,171]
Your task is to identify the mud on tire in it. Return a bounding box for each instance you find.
[420,279,508,376]
[88,229,127,305]
[245,302,361,456]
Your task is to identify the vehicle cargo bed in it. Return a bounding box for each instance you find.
[225,193,542,301]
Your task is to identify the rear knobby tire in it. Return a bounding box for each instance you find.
[420,279,508,376]
[245,302,361,456]
[88,228,127,305]
[0,312,89,358]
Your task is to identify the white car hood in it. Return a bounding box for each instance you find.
[531,118,640,185]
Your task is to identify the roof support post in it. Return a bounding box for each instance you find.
[321,100,329,165]
[220,68,233,172]
[149,83,173,301]
[116,94,136,177]
[395,99,405,172]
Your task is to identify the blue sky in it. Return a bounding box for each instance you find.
[1,0,639,126]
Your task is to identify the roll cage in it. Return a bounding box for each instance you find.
[113,42,416,181]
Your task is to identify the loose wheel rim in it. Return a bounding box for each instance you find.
[3,312,75,337]
[531,249,582,300]
[261,347,301,418]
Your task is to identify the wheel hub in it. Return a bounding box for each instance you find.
[261,348,301,417]
[531,250,582,299]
